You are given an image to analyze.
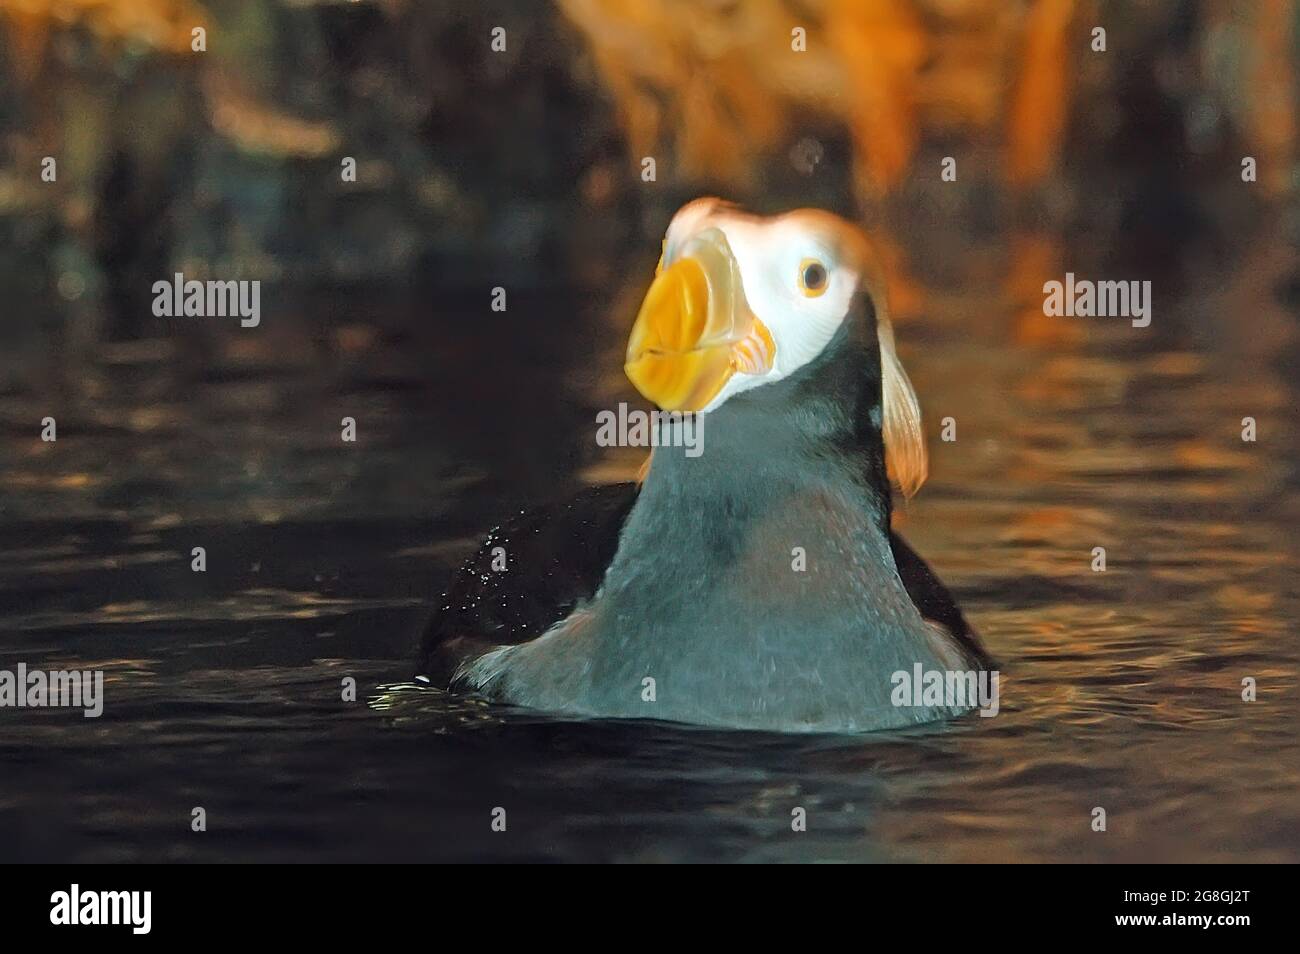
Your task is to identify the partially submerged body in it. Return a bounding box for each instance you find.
[418,200,991,732]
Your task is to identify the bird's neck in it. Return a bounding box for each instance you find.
[604,400,920,661]
[646,330,894,536]
[610,341,897,609]
[638,420,891,554]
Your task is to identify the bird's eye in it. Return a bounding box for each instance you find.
[798,258,829,297]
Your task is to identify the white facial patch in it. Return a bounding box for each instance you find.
[693,215,860,411]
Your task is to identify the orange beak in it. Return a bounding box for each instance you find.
[625,228,774,412]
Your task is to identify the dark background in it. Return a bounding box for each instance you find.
[0,0,1297,863]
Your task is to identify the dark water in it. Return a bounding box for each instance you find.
[2,226,1298,863]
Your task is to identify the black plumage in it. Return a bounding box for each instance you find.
[419,481,987,686]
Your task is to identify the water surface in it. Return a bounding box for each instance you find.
[2,227,1297,863]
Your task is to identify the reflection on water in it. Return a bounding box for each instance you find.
[1,221,1297,863]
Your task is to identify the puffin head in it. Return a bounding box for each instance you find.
[625,198,928,498]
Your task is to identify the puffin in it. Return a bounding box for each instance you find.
[417,198,990,732]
